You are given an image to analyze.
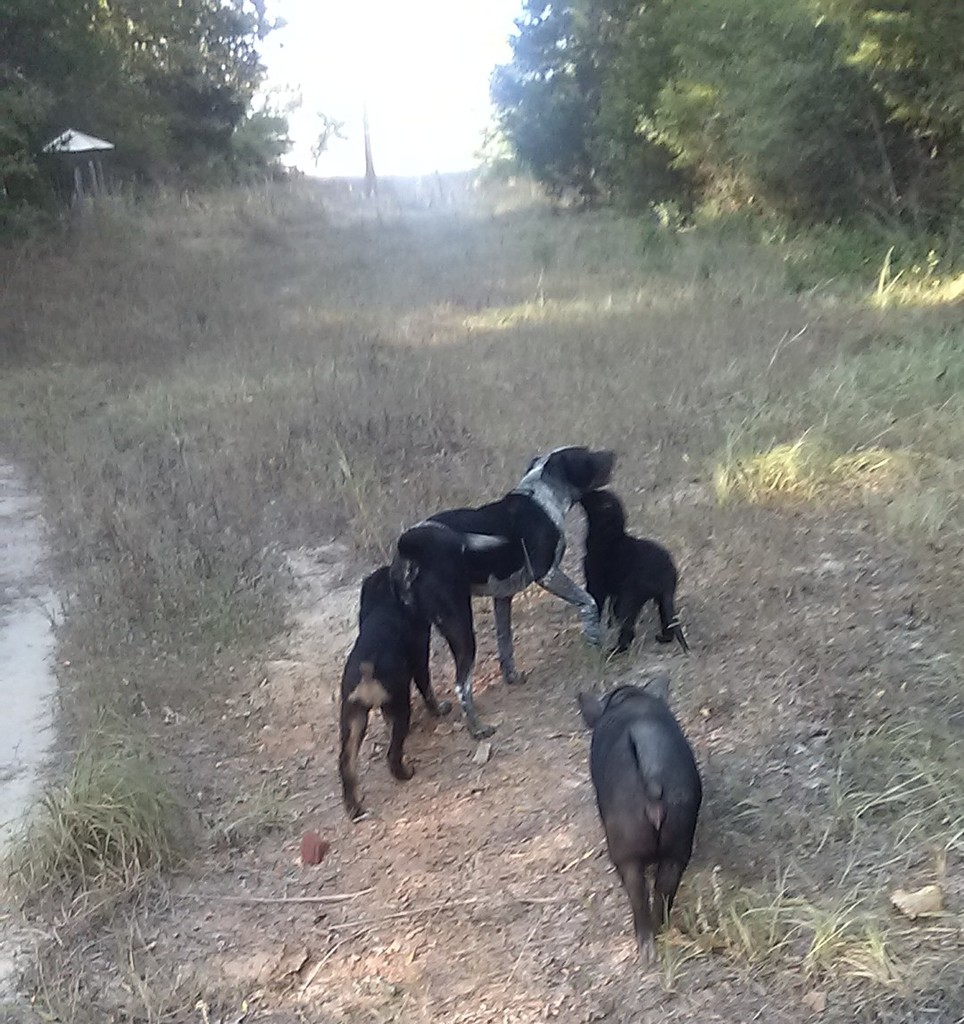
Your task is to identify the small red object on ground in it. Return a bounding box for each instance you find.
[299,831,330,866]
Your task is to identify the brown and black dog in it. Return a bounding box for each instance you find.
[339,566,451,821]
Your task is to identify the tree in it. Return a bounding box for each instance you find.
[816,0,964,221]
[0,0,284,216]
[311,112,346,166]
[588,0,689,208]
[490,1,600,198]
[654,0,891,221]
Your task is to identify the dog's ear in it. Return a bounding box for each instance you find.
[577,692,605,729]
[359,567,389,624]
[644,673,671,702]
[554,448,616,492]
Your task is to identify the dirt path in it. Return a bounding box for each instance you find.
[164,494,957,1024]
[0,461,57,1013]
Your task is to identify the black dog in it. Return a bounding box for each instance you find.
[339,566,452,820]
[391,446,616,739]
[579,488,688,654]
[578,676,702,965]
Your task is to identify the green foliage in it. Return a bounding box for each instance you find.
[591,0,690,209]
[0,0,284,216]
[655,0,889,221]
[491,1,600,198]
[232,108,292,179]
[817,0,964,221]
[311,112,346,166]
[491,0,964,228]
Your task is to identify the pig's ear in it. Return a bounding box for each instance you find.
[645,673,671,702]
[577,692,604,729]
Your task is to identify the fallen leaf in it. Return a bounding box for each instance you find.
[472,741,492,765]
[890,884,943,919]
[801,990,827,1013]
[273,944,310,981]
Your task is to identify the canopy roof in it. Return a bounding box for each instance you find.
[43,129,115,154]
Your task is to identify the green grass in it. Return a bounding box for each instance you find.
[711,313,964,535]
[829,716,964,854]
[5,724,189,904]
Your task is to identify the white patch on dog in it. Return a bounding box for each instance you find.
[472,566,532,598]
[464,533,509,551]
[513,456,572,529]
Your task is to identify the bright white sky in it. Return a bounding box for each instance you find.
[261,0,522,177]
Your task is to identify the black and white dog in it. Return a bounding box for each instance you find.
[390,446,615,739]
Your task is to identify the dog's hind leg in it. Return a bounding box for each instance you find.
[339,702,370,821]
[612,591,643,654]
[538,566,602,646]
[411,633,452,716]
[493,596,525,685]
[434,607,495,740]
[385,699,415,781]
[655,592,689,653]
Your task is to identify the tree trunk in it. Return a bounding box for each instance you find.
[363,103,377,197]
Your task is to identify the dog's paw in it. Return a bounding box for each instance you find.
[346,803,369,822]
[504,670,527,686]
[469,721,497,740]
[434,699,453,716]
[391,762,415,781]
[655,631,674,644]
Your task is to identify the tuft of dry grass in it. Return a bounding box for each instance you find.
[4,724,189,905]
[215,778,293,850]
[26,912,206,1024]
[670,865,909,988]
[829,714,964,854]
[714,435,917,505]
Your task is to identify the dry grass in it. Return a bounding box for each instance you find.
[2,177,963,1022]
[4,723,189,905]
[670,866,904,986]
[830,714,964,854]
[714,436,917,505]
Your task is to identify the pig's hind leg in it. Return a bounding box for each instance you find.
[653,858,686,928]
[617,859,657,965]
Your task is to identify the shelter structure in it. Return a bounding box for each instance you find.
[42,129,114,202]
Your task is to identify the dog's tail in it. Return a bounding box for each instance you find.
[657,591,690,655]
[390,522,465,608]
[671,620,690,654]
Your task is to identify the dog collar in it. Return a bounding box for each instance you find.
[511,478,570,530]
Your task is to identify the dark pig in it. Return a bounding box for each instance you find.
[577,675,702,964]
